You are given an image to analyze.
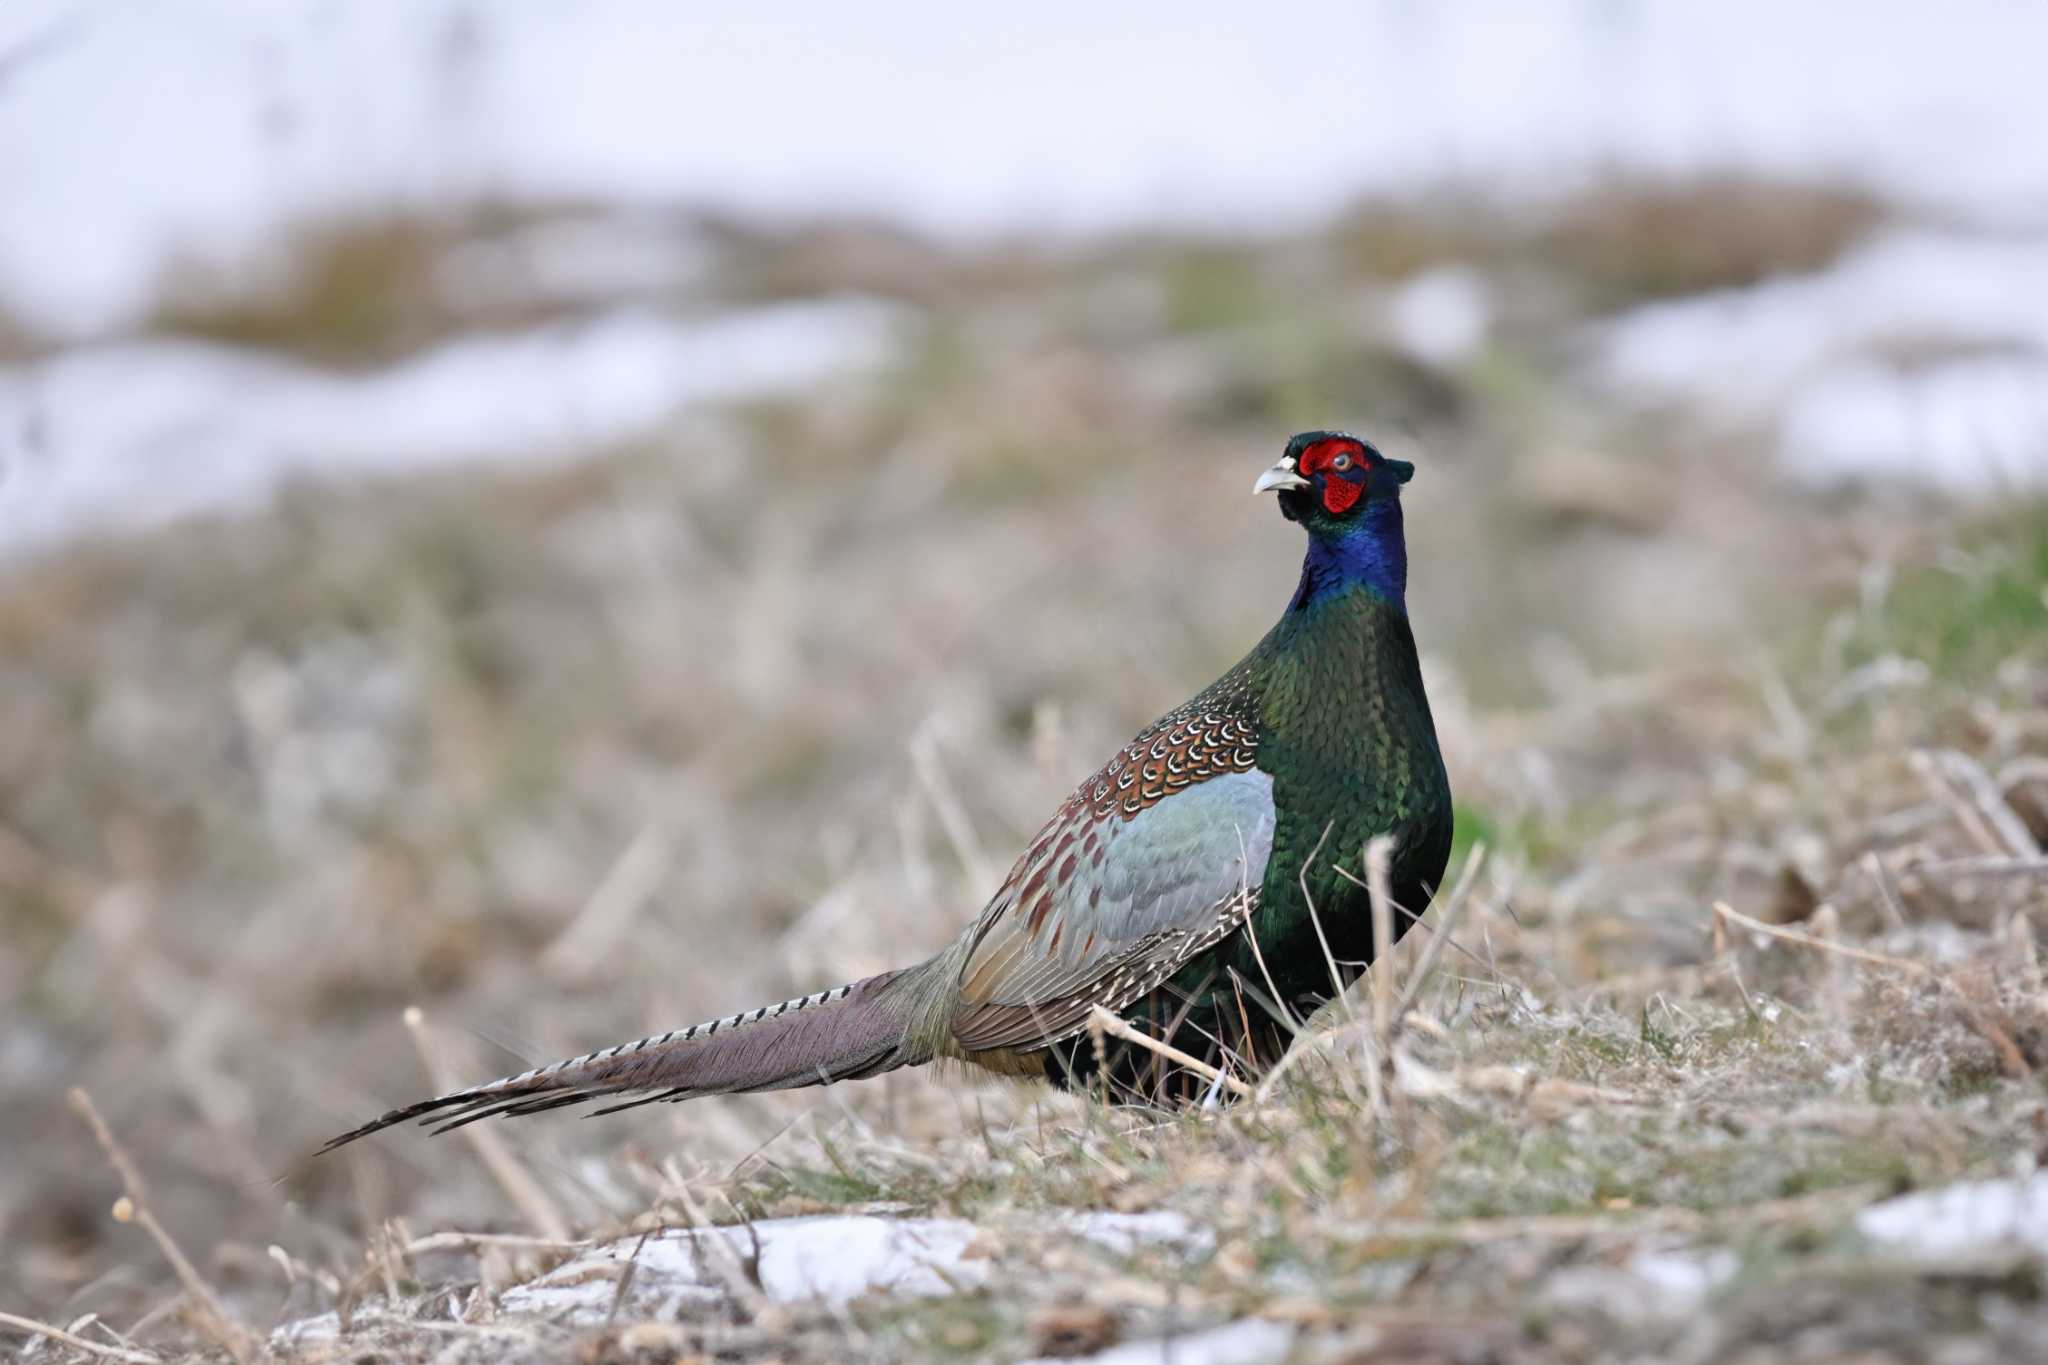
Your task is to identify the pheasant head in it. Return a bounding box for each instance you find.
[1254,430,1414,523]
[1256,430,1416,608]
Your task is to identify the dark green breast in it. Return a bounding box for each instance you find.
[1043,582,1452,1100]
[1232,583,1452,1003]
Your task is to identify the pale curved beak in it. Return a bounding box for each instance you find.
[1253,459,1310,495]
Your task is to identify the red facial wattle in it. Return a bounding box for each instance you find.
[1295,437,1369,515]
[1320,476,1362,515]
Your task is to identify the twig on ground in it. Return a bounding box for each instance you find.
[373,1220,402,1310]
[667,1182,769,1317]
[1863,851,1911,932]
[1393,843,1487,1028]
[119,1298,186,1350]
[1935,748,2041,858]
[1713,903,1936,977]
[1299,822,1347,1013]
[67,1088,257,1365]
[1234,823,1303,1041]
[1911,750,2008,858]
[1721,893,2032,1079]
[1952,965,2033,1080]
[1960,1001,2032,1079]
[402,1231,590,1256]
[403,1007,572,1243]
[2008,913,2044,996]
[1811,904,1847,1030]
[1365,835,1397,1047]
[1086,1005,1253,1098]
[0,1310,160,1365]
[1253,1011,1375,1105]
[607,1229,657,1327]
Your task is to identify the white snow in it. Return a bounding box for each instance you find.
[0,298,900,554]
[3,1,2045,338]
[1857,1171,2048,1260]
[1019,1318,1296,1365]
[1068,1209,1212,1258]
[1388,267,1493,369]
[1778,355,2048,492]
[1627,1248,1739,1307]
[501,1216,987,1316]
[1599,234,2048,413]
[1542,1245,1738,1323]
[3,2,2044,549]
[276,1244,1290,1365]
[1594,232,2048,490]
[474,1210,1201,1324]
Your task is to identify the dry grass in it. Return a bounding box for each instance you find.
[2,183,2044,1363]
[1325,175,1885,306]
[140,202,708,366]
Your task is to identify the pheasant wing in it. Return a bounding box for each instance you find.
[951,704,1274,1052]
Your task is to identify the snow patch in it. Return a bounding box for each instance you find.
[0,298,901,555]
[500,1216,986,1317]
[262,1210,1213,1335]
[1857,1172,2048,1260]
[1069,1209,1210,1257]
[1593,232,2048,491]
[1780,354,2048,491]
[1542,1245,1738,1323]
[1628,1248,1739,1307]
[5,2,2047,336]
[1020,1317,1296,1365]
[1600,234,2048,409]
[1388,267,1492,368]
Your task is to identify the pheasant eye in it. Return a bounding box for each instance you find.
[1331,453,1353,472]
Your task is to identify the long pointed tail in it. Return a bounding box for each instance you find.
[323,970,920,1152]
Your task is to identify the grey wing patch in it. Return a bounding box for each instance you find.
[1041,767,1274,973]
[951,768,1275,1049]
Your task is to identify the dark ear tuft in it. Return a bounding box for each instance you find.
[1385,459,1415,485]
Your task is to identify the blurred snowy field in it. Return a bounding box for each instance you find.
[1,0,2046,553]
[0,297,901,549]
[5,0,2045,333]
[1597,231,2048,492]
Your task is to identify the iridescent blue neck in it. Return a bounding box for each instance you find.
[1289,498,1406,612]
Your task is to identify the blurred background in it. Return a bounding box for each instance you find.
[2,0,2045,1338]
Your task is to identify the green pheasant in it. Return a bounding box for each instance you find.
[326,431,1452,1145]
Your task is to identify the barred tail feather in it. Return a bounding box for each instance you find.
[322,970,915,1152]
